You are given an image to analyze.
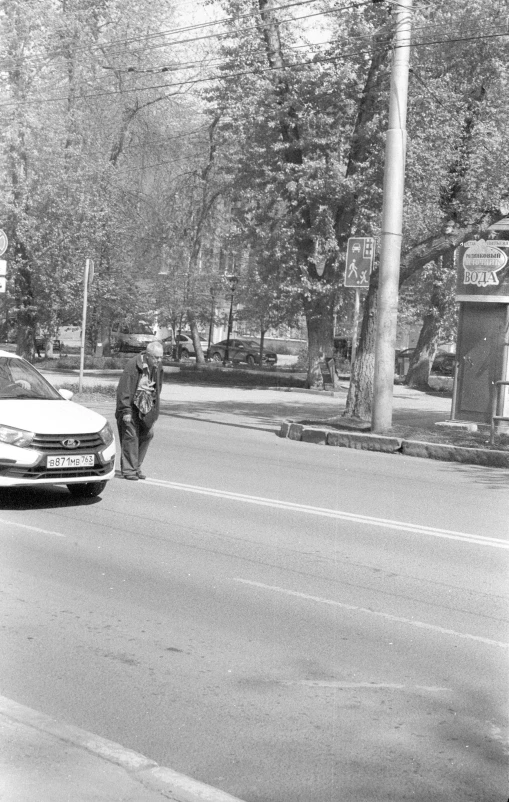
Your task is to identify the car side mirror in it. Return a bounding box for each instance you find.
[59,388,74,400]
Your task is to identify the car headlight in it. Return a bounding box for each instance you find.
[0,424,35,448]
[99,422,114,446]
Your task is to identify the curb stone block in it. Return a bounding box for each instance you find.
[401,440,509,467]
[326,430,402,453]
[279,420,293,438]
[288,423,304,441]
[301,427,328,445]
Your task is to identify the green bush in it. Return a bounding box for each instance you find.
[52,354,129,370]
[293,344,309,371]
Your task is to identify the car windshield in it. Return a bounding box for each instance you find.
[0,357,62,400]
[244,340,262,349]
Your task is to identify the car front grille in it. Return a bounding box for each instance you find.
[31,432,104,453]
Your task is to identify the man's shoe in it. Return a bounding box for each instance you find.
[124,474,139,481]
[137,472,146,480]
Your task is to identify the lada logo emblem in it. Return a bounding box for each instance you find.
[62,438,80,449]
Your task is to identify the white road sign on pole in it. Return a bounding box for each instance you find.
[344,237,375,288]
[0,231,7,257]
[0,277,6,294]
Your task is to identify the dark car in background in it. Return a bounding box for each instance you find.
[396,348,456,376]
[431,351,456,375]
[207,338,277,366]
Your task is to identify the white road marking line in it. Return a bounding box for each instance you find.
[0,517,66,537]
[233,578,509,649]
[146,478,509,550]
[276,681,449,691]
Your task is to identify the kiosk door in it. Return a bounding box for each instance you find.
[455,303,506,422]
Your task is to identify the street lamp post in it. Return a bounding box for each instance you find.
[224,274,238,366]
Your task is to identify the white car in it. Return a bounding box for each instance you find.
[174,332,208,359]
[0,351,115,497]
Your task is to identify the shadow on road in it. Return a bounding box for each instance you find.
[159,397,342,430]
[163,411,276,433]
[447,463,509,489]
[0,486,102,511]
[158,397,451,434]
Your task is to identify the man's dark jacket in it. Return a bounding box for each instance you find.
[115,352,163,429]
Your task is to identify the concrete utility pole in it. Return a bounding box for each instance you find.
[372,0,413,433]
[78,258,94,394]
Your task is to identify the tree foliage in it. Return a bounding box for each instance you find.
[0,0,506,408]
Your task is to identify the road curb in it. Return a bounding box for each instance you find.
[278,420,509,468]
[0,695,247,802]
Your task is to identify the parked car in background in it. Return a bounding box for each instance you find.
[431,351,456,375]
[111,319,170,354]
[35,335,61,356]
[207,338,277,366]
[0,351,115,497]
[395,348,456,376]
[173,331,208,360]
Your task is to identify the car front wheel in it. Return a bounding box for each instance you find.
[211,352,222,362]
[246,354,256,366]
[67,480,107,498]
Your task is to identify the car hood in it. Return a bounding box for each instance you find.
[0,399,108,434]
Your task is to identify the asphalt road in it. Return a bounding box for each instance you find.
[0,398,508,802]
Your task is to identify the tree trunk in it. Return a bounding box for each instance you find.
[187,310,206,366]
[97,319,111,357]
[343,276,378,419]
[304,295,335,388]
[404,254,453,389]
[14,243,36,361]
[259,325,266,366]
[403,326,438,389]
[44,339,54,359]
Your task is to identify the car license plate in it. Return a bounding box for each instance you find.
[46,454,95,469]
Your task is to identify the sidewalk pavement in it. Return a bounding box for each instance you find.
[0,695,246,802]
[41,367,454,432]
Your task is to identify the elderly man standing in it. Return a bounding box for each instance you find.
[115,340,164,480]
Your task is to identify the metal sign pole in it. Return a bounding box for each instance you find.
[350,289,361,367]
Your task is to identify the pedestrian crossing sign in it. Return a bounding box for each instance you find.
[344,237,375,288]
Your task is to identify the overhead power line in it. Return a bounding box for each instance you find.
[0,23,507,111]
[0,0,366,70]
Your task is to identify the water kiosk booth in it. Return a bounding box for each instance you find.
[453,217,509,432]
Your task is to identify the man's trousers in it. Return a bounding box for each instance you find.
[115,410,154,477]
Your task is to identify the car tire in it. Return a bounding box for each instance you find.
[67,480,107,498]
[211,352,222,362]
[180,348,190,360]
[246,354,256,367]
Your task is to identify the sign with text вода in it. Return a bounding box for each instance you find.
[456,233,509,302]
